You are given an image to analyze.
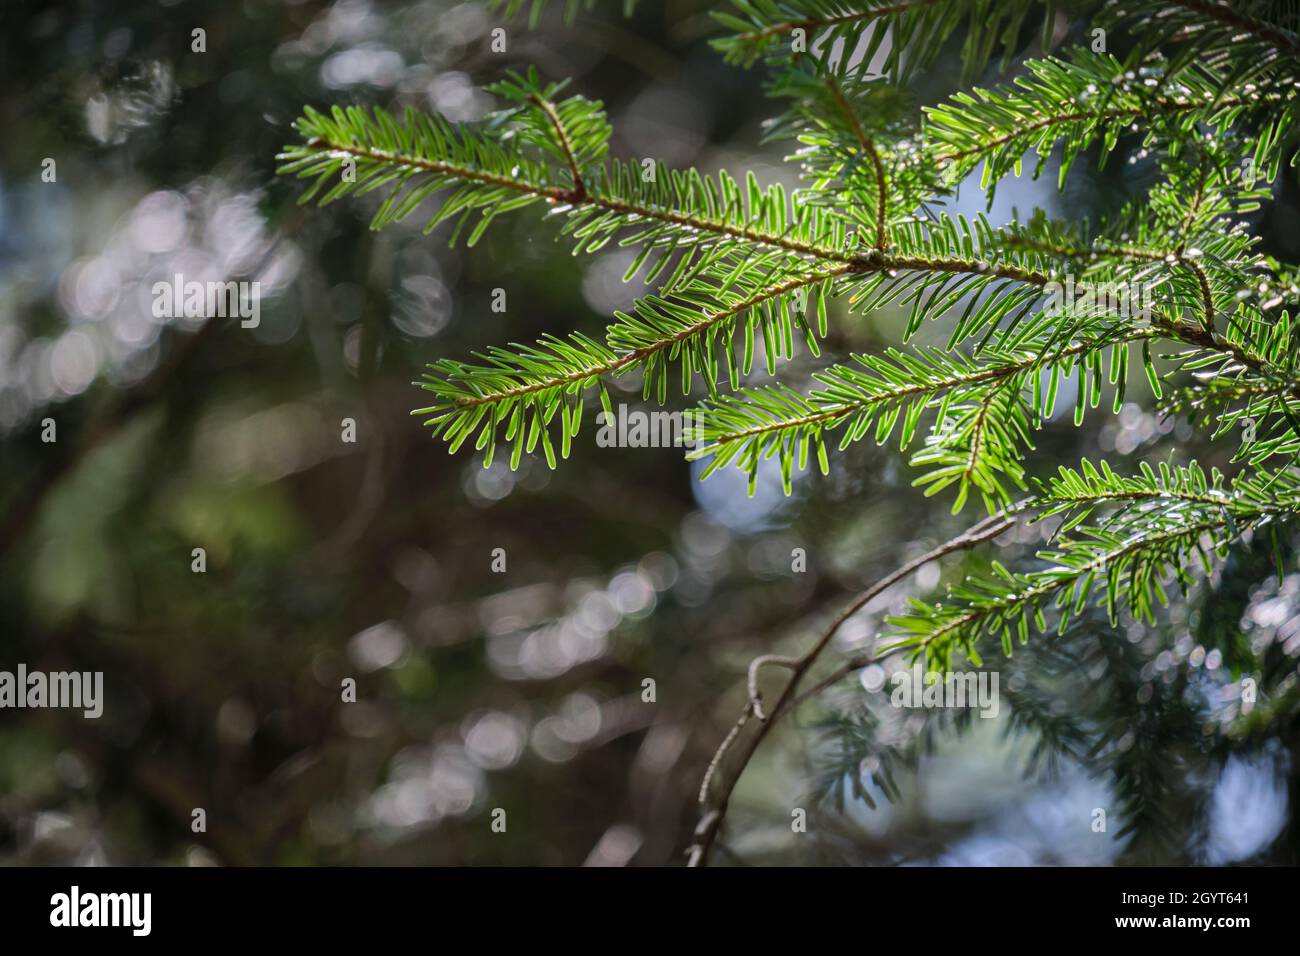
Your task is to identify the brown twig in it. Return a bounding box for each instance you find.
[687,512,1016,866]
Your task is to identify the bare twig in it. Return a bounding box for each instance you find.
[687,512,1016,866]
[747,654,800,720]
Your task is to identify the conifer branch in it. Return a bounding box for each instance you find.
[901,518,1228,657]
[279,1,1300,864]
[711,0,1053,79]
[695,332,1153,451]
[293,133,838,259]
[1166,0,1300,54]
[725,0,943,49]
[289,112,1067,288]
[933,89,1275,167]
[436,265,856,411]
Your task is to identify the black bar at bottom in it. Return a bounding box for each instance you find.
[0,865,1285,941]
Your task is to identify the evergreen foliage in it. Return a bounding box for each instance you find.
[280,0,1300,858]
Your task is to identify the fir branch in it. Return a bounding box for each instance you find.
[711,0,1054,80]
[821,71,890,250]
[1106,0,1300,85]
[413,264,857,466]
[927,52,1296,191]
[888,517,1229,664]
[693,456,1300,861]
[281,1,1300,863]
[715,0,945,63]
[689,327,1158,500]
[1166,0,1300,53]
[279,82,855,271]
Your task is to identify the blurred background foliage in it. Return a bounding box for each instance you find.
[1,0,1298,865]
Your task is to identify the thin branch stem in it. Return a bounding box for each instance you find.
[822,73,889,250]
[962,388,998,485]
[747,655,800,720]
[529,93,587,200]
[688,512,1016,866]
[692,501,1254,866]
